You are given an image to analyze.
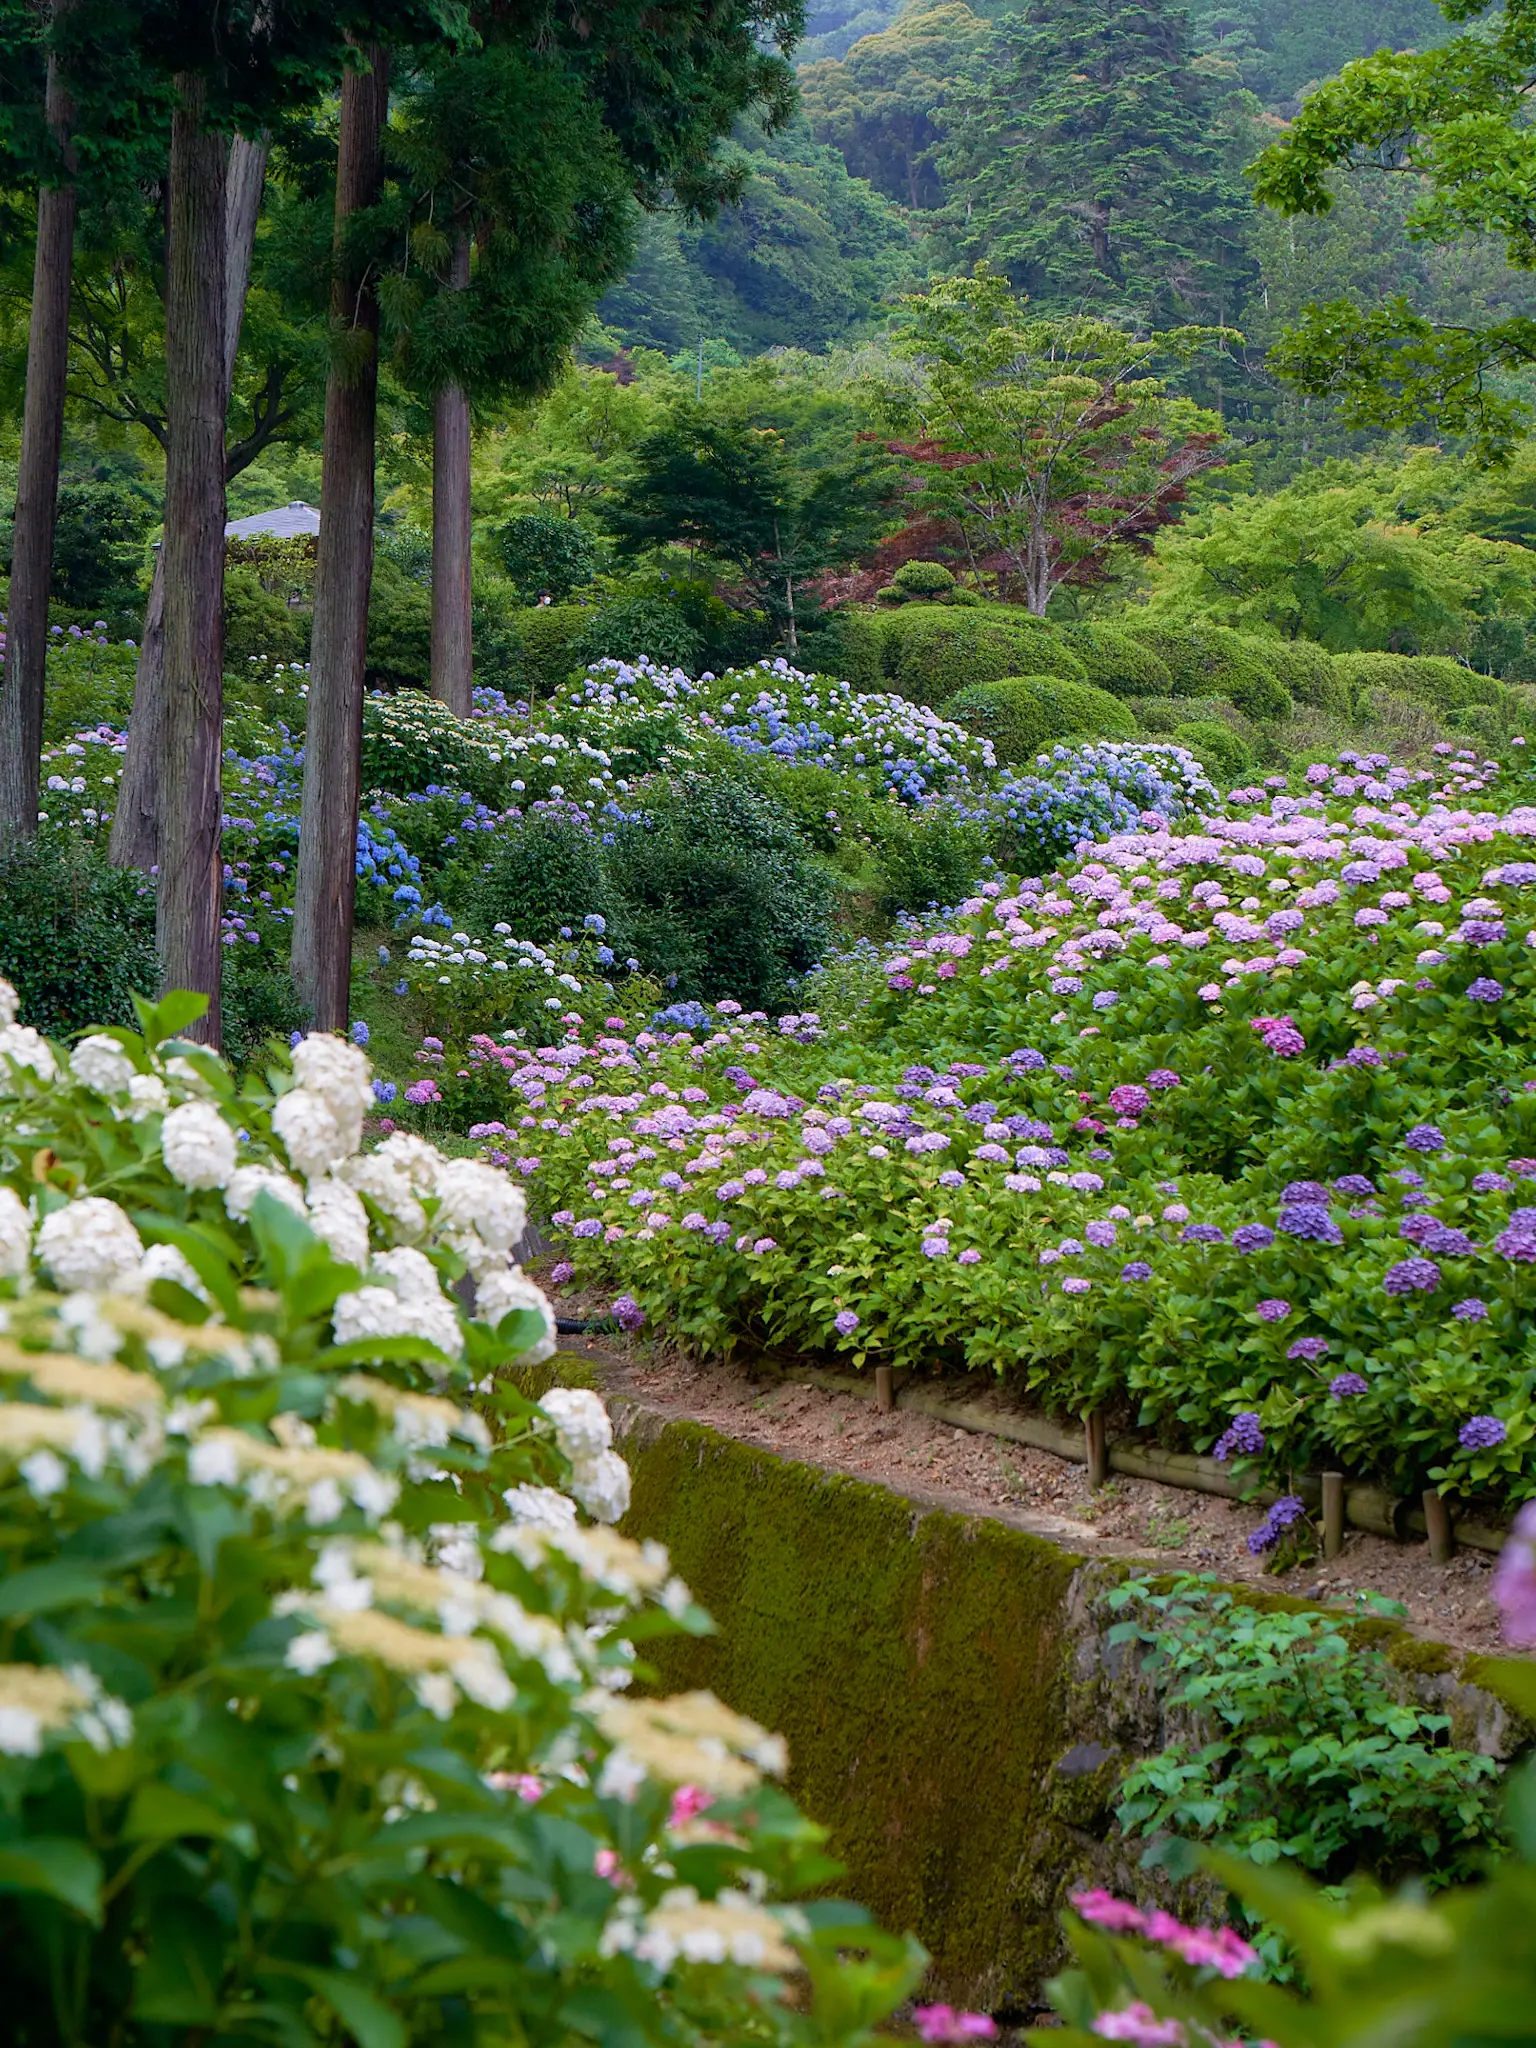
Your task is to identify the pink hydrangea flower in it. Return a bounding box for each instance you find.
[913,2006,997,2044]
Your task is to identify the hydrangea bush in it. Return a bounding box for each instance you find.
[0,979,921,2044]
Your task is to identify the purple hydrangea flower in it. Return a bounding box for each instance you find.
[1182,1223,1226,1244]
[1281,1181,1331,1205]
[1278,1204,1343,1245]
[1288,1336,1330,1362]
[1214,1412,1265,1461]
[1232,1224,1274,1253]
[1384,1257,1441,1294]
[922,1236,950,1258]
[1467,977,1505,1003]
[1459,1414,1507,1451]
[1248,1495,1307,1555]
[1405,1124,1446,1153]
[1343,1046,1383,1069]
[572,1218,603,1239]
[1146,1069,1181,1089]
[1085,1220,1118,1247]
[1493,1500,1536,1646]
[1092,991,1119,1012]
[1453,1297,1489,1321]
[612,1294,645,1333]
[550,1260,575,1285]
[957,1247,982,1265]
[1329,1372,1368,1399]
[1334,1174,1375,1197]
[1061,1275,1091,1295]
[1120,1261,1153,1282]
[1256,1298,1291,1322]
[834,1309,860,1337]
[1472,1171,1511,1192]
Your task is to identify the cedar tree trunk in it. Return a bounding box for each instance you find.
[156,74,227,1037]
[0,9,77,846]
[111,131,268,872]
[291,46,388,1031]
[430,232,474,718]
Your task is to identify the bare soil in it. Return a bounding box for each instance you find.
[560,1328,1503,1655]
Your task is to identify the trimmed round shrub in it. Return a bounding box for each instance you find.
[1122,622,1291,717]
[0,838,158,1035]
[570,597,703,675]
[945,673,1136,765]
[883,604,1088,706]
[1067,625,1175,697]
[464,809,615,944]
[797,610,884,689]
[891,559,957,598]
[1333,652,1503,715]
[1238,635,1346,713]
[500,603,590,698]
[1172,718,1258,784]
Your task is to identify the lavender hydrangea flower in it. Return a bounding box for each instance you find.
[1334,1174,1375,1197]
[572,1218,603,1239]
[1232,1224,1274,1253]
[1459,1414,1507,1451]
[612,1294,645,1333]
[834,1309,860,1337]
[1182,1223,1226,1244]
[1214,1412,1264,1461]
[1495,1210,1536,1261]
[1248,1495,1307,1555]
[1453,1297,1489,1321]
[1278,1203,1343,1245]
[1287,1336,1330,1362]
[1085,1220,1118,1247]
[1329,1372,1368,1399]
[1256,1298,1291,1322]
[1281,1181,1330,1206]
[1405,1124,1446,1153]
[921,1236,950,1258]
[957,1247,982,1265]
[1120,1261,1153,1282]
[1384,1257,1441,1294]
[1493,1500,1536,1646]
[1472,1171,1511,1192]
[1467,977,1505,1002]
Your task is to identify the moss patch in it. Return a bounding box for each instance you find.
[621,1420,1099,2004]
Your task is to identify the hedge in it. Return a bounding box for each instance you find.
[945,674,1137,764]
[1066,625,1176,698]
[882,605,1088,707]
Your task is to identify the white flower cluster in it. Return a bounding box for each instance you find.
[538,1388,631,1523]
[0,1661,133,1758]
[272,1035,373,1176]
[599,1887,801,1973]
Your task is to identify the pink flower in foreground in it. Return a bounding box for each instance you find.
[913,2005,998,2044]
[1091,2003,1185,2045]
[1071,1889,1147,1934]
[668,1784,713,1829]
[1494,1498,1536,1645]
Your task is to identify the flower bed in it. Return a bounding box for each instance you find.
[486,747,1536,1520]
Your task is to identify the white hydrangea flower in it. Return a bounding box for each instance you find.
[224,1164,307,1223]
[160,1100,236,1191]
[306,1178,370,1269]
[502,1483,578,1532]
[0,1186,31,1279]
[36,1197,143,1293]
[137,1242,205,1299]
[333,1248,463,1361]
[338,1154,426,1240]
[374,1131,447,1191]
[0,1025,57,1084]
[568,1449,631,1525]
[291,1035,372,1152]
[127,1073,171,1119]
[475,1268,556,1362]
[70,1035,135,1095]
[444,1229,507,1283]
[164,1055,219,1101]
[540,1387,612,1462]
[0,977,19,1026]
[433,1158,526,1252]
[272,1086,348,1179]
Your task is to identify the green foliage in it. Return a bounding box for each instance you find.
[1332,653,1500,718]
[572,596,705,674]
[499,603,590,698]
[1067,625,1175,698]
[462,810,616,946]
[0,838,157,1035]
[41,639,138,743]
[944,673,1135,764]
[13,473,154,615]
[493,512,599,602]
[1106,1576,1503,1892]
[890,559,958,598]
[881,602,1088,706]
[1171,717,1257,783]
[866,800,993,920]
[1243,636,1347,714]
[611,774,835,1009]
[1123,621,1290,717]
[223,562,306,665]
[365,554,433,688]
[931,0,1253,325]
[360,690,510,804]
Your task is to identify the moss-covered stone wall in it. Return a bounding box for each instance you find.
[617,1409,1521,2013]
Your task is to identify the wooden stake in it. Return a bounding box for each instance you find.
[1321,1471,1345,1560]
[1423,1487,1455,1565]
[874,1365,894,1413]
[1085,1409,1109,1489]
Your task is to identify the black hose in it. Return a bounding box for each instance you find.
[556,1315,621,1335]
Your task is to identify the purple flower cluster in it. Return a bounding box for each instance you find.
[1459,1414,1507,1451]
[1120,1261,1153,1283]
[1248,1494,1307,1555]
[1404,1123,1446,1153]
[1256,1298,1291,1322]
[1213,1412,1264,1461]
[1453,1297,1489,1321]
[1278,1203,1343,1246]
[1232,1224,1274,1253]
[834,1309,860,1337]
[1334,1175,1375,1197]
[1281,1180,1330,1205]
[1329,1372,1368,1399]
[1181,1223,1225,1244]
[1287,1336,1330,1362]
[1495,1209,1536,1261]
[1467,977,1505,1003]
[1383,1257,1441,1294]
[611,1293,645,1333]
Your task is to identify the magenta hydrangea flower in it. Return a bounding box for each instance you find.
[1145,1069,1181,1089]
[913,2006,997,2045]
[1107,1084,1150,1116]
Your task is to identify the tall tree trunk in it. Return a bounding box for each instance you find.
[0,7,77,847]
[291,46,388,1032]
[111,132,268,872]
[430,233,473,718]
[156,75,227,1038]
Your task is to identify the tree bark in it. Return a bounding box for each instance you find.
[291,46,388,1032]
[0,7,77,847]
[430,233,473,718]
[111,132,269,873]
[156,75,227,1039]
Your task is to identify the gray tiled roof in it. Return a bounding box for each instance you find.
[224,500,321,539]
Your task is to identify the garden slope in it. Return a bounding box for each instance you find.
[613,1406,1517,2010]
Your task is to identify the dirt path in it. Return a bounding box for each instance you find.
[563,1334,1503,1654]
